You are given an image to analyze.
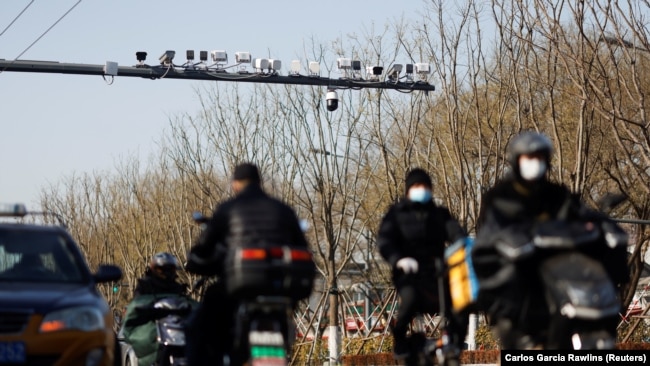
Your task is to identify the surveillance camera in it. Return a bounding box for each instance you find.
[235,52,251,63]
[415,63,431,75]
[159,50,175,65]
[337,58,352,70]
[365,66,384,81]
[136,51,147,62]
[326,89,338,112]
[211,50,227,63]
[199,51,208,62]
[387,64,403,81]
[267,59,281,72]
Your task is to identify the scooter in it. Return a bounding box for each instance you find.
[188,212,316,366]
[225,244,314,366]
[532,219,624,349]
[230,295,294,366]
[473,215,627,349]
[190,275,296,366]
[137,296,193,366]
[153,297,192,366]
[397,257,463,366]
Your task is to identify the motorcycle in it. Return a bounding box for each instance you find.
[136,296,194,366]
[472,210,628,349]
[231,295,294,366]
[188,212,316,366]
[122,294,195,366]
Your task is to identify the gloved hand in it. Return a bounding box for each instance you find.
[396,257,418,274]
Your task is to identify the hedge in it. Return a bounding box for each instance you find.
[339,343,650,365]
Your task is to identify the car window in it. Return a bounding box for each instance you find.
[0,228,85,283]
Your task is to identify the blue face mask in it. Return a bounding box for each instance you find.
[408,187,432,203]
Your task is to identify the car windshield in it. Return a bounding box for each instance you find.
[0,228,85,283]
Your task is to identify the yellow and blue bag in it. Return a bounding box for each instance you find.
[444,237,479,313]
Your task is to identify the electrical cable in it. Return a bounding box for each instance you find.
[102,75,114,85]
[204,71,269,81]
[159,63,173,79]
[0,0,35,38]
[1,0,84,75]
[13,0,84,61]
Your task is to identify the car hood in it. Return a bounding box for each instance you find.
[0,282,105,314]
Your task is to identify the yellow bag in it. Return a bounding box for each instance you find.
[444,237,478,312]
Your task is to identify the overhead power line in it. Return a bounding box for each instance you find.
[12,0,83,61]
[0,0,35,38]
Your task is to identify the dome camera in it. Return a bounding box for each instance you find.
[326,89,338,111]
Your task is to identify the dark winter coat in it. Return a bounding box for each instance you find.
[477,175,578,231]
[190,184,309,275]
[472,175,629,317]
[133,272,187,297]
[377,198,466,287]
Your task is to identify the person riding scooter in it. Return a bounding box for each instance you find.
[377,168,468,362]
[184,162,313,366]
[122,252,192,366]
[472,131,629,349]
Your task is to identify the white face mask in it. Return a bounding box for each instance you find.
[519,157,547,181]
[408,187,432,203]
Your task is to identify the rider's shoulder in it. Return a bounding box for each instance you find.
[484,179,514,197]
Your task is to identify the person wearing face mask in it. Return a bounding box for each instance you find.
[377,168,468,361]
[476,131,565,230]
[473,131,629,349]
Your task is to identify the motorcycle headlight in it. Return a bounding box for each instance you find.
[39,306,105,333]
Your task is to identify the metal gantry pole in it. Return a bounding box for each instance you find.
[0,59,436,92]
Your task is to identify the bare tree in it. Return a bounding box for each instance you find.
[488,0,650,308]
[36,0,650,358]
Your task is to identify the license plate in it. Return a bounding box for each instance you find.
[0,341,26,363]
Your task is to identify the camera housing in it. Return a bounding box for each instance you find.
[386,64,403,81]
[136,52,148,62]
[159,50,175,65]
[211,50,228,63]
[326,89,339,111]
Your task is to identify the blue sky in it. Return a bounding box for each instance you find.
[0,0,427,207]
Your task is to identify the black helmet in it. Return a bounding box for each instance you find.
[506,131,553,168]
[149,252,180,280]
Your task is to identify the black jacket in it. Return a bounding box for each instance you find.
[473,175,629,299]
[190,184,308,274]
[377,199,466,284]
[133,272,187,297]
[477,176,579,232]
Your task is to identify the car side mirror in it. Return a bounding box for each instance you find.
[93,264,123,283]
